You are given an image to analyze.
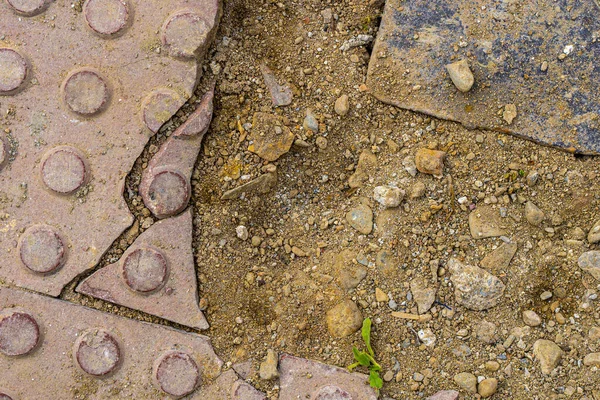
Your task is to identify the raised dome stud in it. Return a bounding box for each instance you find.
[121,247,169,293]
[161,11,209,59]
[153,351,200,397]
[74,329,121,376]
[0,49,28,95]
[19,225,66,274]
[83,0,130,37]
[41,146,89,194]
[0,310,40,356]
[62,68,110,115]
[6,0,48,16]
[142,168,190,219]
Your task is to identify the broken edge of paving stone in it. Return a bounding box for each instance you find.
[77,208,209,330]
[0,0,221,297]
[366,0,600,154]
[278,354,378,399]
[0,285,262,398]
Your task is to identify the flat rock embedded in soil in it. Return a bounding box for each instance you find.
[481,242,517,272]
[0,286,223,398]
[76,209,208,330]
[524,201,545,227]
[278,354,378,400]
[247,112,295,161]
[468,206,507,239]
[533,339,563,374]
[410,277,437,314]
[448,258,506,311]
[325,300,363,338]
[261,64,292,107]
[577,251,600,281]
[366,0,600,154]
[0,0,220,297]
[348,149,377,188]
[333,250,367,291]
[588,220,600,243]
[221,171,278,200]
[453,372,477,393]
[415,148,446,177]
[346,204,374,235]
[259,349,279,380]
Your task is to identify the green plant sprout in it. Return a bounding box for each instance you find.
[347,318,383,391]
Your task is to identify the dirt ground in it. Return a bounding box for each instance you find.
[64,0,600,398]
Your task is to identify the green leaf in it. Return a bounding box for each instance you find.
[352,347,370,367]
[369,369,383,389]
[361,318,374,357]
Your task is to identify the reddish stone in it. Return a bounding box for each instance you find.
[0,286,223,398]
[77,209,209,330]
[231,380,267,400]
[141,89,214,219]
[278,354,378,400]
[0,0,221,296]
[162,11,211,59]
[426,390,460,400]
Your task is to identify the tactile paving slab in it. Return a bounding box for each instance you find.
[0,285,225,399]
[278,354,378,400]
[77,208,208,330]
[140,87,214,220]
[367,0,600,154]
[0,0,221,296]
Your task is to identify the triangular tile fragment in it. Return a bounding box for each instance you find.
[77,208,208,330]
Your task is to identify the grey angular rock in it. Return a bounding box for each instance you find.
[448,258,505,311]
[533,339,563,374]
[578,251,600,281]
[346,204,373,235]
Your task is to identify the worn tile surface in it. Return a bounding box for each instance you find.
[367,0,600,154]
[278,354,378,400]
[76,208,208,330]
[0,0,220,296]
[0,286,223,399]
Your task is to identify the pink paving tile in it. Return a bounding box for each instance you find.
[76,208,208,330]
[140,88,214,219]
[0,0,220,296]
[278,354,378,400]
[0,285,224,398]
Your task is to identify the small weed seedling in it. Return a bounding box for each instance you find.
[347,318,383,391]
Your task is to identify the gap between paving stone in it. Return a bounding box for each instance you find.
[59,77,219,334]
